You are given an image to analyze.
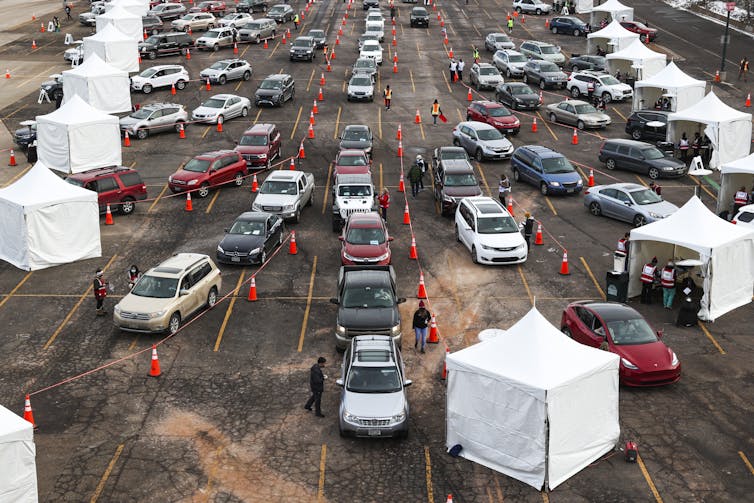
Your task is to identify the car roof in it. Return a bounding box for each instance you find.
[442,161,475,173]
[206,94,238,100]
[347,212,383,226]
[578,301,643,323]
[488,32,508,37]
[235,211,271,222]
[216,58,246,64]
[67,165,136,180]
[595,182,647,191]
[603,138,653,148]
[344,124,369,130]
[475,63,496,69]
[464,197,507,214]
[242,123,275,134]
[458,120,496,130]
[472,100,503,108]
[293,36,314,41]
[338,149,369,156]
[344,270,392,286]
[520,145,563,158]
[523,39,555,47]
[555,99,590,106]
[264,73,291,80]
[151,253,210,277]
[195,149,237,159]
[267,171,301,180]
[336,173,372,184]
[140,102,182,110]
[438,146,467,154]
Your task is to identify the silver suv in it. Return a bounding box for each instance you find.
[493,49,528,78]
[119,103,189,140]
[195,26,237,51]
[519,40,565,66]
[200,59,252,84]
[171,12,216,32]
[336,335,411,438]
[567,70,634,103]
[238,18,277,43]
[513,0,551,15]
[130,64,190,94]
[452,121,514,161]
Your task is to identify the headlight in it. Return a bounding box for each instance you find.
[336,324,346,336]
[481,244,494,251]
[283,204,295,211]
[391,412,406,423]
[670,351,679,366]
[662,166,674,171]
[249,247,261,255]
[621,357,638,370]
[252,202,261,211]
[148,310,167,319]
[549,181,561,187]
[217,245,224,254]
[168,175,174,183]
[442,193,454,203]
[577,179,583,186]
[374,251,390,262]
[648,212,662,219]
[187,179,199,186]
[343,410,357,422]
[343,251,357,261]
[113,304,121,314]
[258,153,267,159]
[390,323,401,335]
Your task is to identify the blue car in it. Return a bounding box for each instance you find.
[510,145,583,195]
[549,16,589,37]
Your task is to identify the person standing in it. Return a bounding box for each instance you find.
[457,58,465,82]
[408,161,423,197]
[93,268,109,316]
[127,265,141,290]
[65,4,72,21]
[383,85,392,110]
[640,257,659,304]
[739,57,749,82]
[449,59,457,82]
[304,357,327,417]
[734,185,749,214]
[415,155,426,190]
[412,300,431,353]
[616,232,630,271]
[649,180,662,196]
[472,46,480,64]
[431,99,441,125]
[498,174,511,204]
[390,3,396,21]
[293,13,300,29]
[678,132,690,162]
[507,16,514,34]
[660,261,676,309]
[378,188,390,221]
[521,212,534,249]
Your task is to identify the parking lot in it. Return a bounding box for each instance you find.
[0,0,753,501]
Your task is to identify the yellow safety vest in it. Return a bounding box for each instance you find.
[385,89,392,99]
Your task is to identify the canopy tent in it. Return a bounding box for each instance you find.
[717,153,754,215]
[83,24,139,73]
[0,404,38,502]
[574,0,593,14]
[62,54,131,114]
[105,0,149,17]
[96,5,143,43]
[0,162,101,271]
[628,196,754,321]
[36,94,122,174]
[587,20,640,54]
[632,61,706,112]
[446,308,620,491]
[666,91,752,169]
[605,39,666,81]
[589,0,634,25]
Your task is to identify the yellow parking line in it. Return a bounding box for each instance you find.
[699,322,726,355]
[201,126,211,139]
[544,196,557,216]
[475,162,492,197]
[214,269,247,352]
[612,106,627,121]
[517,265,533,305]
[5,104,26,119]
[128,338,138,351]
[456,108,464,122]
[493,478,504,502]
[253,108,262,124]
[148,183,169,213]
[424,446,434,503]
[341,80,346,93]
[321,164,332,214]
[268,40,280,58]
[378,107,382,140]
[297,256,318,352]
[538,111,558,141]
[205,189,221,214]
[90,444,125,503]
[317,444,327,502]
[541,493,550,503]
[234,80,242,92]
[306,67,315,92]
[240,45,250,57]
[635,175,649,187]
[333,106,341,139]
[0,271,32,310]
[290,105,303,140]
[739,451,754,475]
[419,122,425,140]
[579,257,606,300]
[637,454,664,503]
[409,69,416,93]
[129,161,136,168]
[441,71,452,93]
[379,162,384,191]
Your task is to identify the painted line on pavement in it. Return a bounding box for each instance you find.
[297,256,318,352]
[205,189,221,214]
[290,105,303,140]
[89,443,124,503]
[214,269,247,352]
[318,444,327,502]
[544,196,557,216]
[147,183,168,213]
[739,451,754,475]
[518,265,533,305]
[580,257,606,300]
[699,322,726,355]
[0,271,32,310]
[424,446,434,503]
[637,454,664,503]
[321,164,332,214]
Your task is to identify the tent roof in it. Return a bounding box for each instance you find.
[98,4,140,20]
[587,19,639,40]
[0,404,32,443]
[606,38,666,62]
[62,53,127,79]
[668,91,752,124]
[0,162,97,209]
[84,23,133,43]
[446,308,618,390]
[36,94,118,126]
[590,0,633,13]
[634,61,706,90]
[720,152,754,175]
[631,196,754,251]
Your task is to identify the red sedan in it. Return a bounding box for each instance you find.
[619,21,658,42]
[190,1,227,14]
[466,101,520,136]
[340,212,392,265]
[560,301,680,386]
[334,149,371,176]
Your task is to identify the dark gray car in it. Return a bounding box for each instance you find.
[267,4,294,23]
[495,82,540,110]
[339,125,373,157]
[598,139,687,179]
[522,60,568,89]
[255,74,295,106]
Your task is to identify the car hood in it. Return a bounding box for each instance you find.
[119,116,142,127]
[478,232,525,248]
[480,138,513,149]
[342,389,405,418]
[494,41,515,50]
[200,68,223,77]
[541,70,567,79]
[235,144,268,155]
[546,171,582,184]
[344,242,389,258]
[641,200,678,217]
[336,195,374,206]
[193,105,222,116]
[489,116,519,127]
[580,111,611,122]
[645,157,686,169]
[444,185,483,197]
[614,341,675,371]
[347,84,373,93]
[479,75,504,84]
[219,233,265,252]
[170,169,205,183]
[340,139,372,150]
[14,127,34,138]
[256,88,282,97]
[117,293,173,314]
[254,193,296,205]
[130,75,149,84]
[513,93,539,102]
[338,306,399,329]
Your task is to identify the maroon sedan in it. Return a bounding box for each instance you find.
[619,21,658,42]
[560,301,680,386]
[334,149,371,176]
[190,1,227,14]
[340,212,392,265]
[466,101,520,136]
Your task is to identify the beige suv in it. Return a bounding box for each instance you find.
[113,253,222,334]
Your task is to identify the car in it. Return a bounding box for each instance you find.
[549,16,588,36]
[598,139,687,179]
[624,110,669,142]
[357,33,380,51]
[216,211,285,265]
[63,42,84,65]
[289,36,316,61]
[130,64,189,94]
[336,335,411,438]
[253,170,316,222]
[195,26,237,51]
[189,1,227,14]
[254,73,295,107]
[583,183,679,226]
[364,21,385,42]
[546,99,611,130]
[139,32,194,59]
[339,125,374,157]
[484,32,515,52]
[492,49,528,78]
[619,20,658,42]
[347,74,375,102]
[409,6,429,27]
[568,54,607,72]
[79,4,106,26]
[40,74,64,102]
[352,57,377,80]
[113,253,222,335]
[331,173,376,230]
[65,166,147,215]
[519,40,565,66]
[561,302,680,386]
[307,29,326,48]
[219,12,253,29]
[119,102,189,140]
[363,0,379,9]
[522,60,568,89]
[150,3,187,21]
[234,123,282,169]
[510,145,583,196]
[366,11,385,27]
[452,121,514,162]
[469,63,503,90]
[466,101,520,136]
[432,146,470,169]
[236,0,268,14]
[513,0,551,15]
[732,204,754,227]
[168,150,248,197]
[455,197,528,265]
[567,70,633,103]
[433,157,483,215]
[267,4,294,23]
[340,212,392,265]
[238,18,277,43]
[142,14,165,35]
[192,94,250,124]
[13,120,37,150]
[360,40,384,64]
[199,59,252,85]
[334,149,371,175]
[495,82,540,110]
[171,12,216,32]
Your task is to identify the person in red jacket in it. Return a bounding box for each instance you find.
[660,261,676,309]
[640,257,659,304]
[377,187,390,221]
[93,268,109,316]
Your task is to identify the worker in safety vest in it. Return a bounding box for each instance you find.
[93,268,109,316]
[616,232,629,255]
[293,14,300,29]
[734,185,749,214]
[660,261,676,309]
[431,99,441,125]
[383,85,392,110]
[640,257,658,305]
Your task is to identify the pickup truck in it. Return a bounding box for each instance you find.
[330,265,406,351]
[332,173,376,232]
[252,170,315,223]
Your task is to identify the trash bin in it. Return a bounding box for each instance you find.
[613,251,627,272]
[26,145,37,163]
[605,271,629,303]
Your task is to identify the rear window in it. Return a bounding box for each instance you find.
[602,142,618,153]
[119,172,143,187]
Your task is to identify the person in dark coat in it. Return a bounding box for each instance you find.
[521,212,535,249]
[304,357,327,417]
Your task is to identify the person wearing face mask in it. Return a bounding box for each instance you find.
[127,265,141,290]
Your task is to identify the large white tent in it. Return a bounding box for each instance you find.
[606,39,666,81]
[62,54,131,113]
[446,308,620,491]
[587,20,640,54]
[589,0,634,24]
[36,94,122,174]
[83,24,139,74]
[96,5,143,43]
[574,0,593,14]
[0,404,38,502]
[667,91,752,169]
[0,162,101,271]
[632,62,706,112]
[629,197,754,321]
[105,0,149,17]
[716,153,754,215]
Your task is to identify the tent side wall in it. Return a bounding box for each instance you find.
[68,121,122,173]
[706,238,754,320]
[0,406,38,503]
[717,119,752,169]
[36,120,71,174]
[0,199,30,270]
[717,170,754,215]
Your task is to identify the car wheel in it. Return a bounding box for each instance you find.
[198,182,210,198]
[174,121,185,133]
[218,75,227,85]
[213,44,220,52]
[570,86,580,98]
[151,29,159,36]
[148,51,157,60]
[513,168,520,182]
[640,34,647,42]
[475,149,484,162]
[471,245,479,264]
[466,114,471,121]
[540,182,548,196]
[293,207,301,223]
[506,68,512,78]
[648,167,660,179]
[570,64,580,72]
[136,128,148,140]
[173,80,186,91]
[549,112,557,123]
[208,24,215,30]
[120,197,135,215]
[539,79,546,90]
[535,8,542,14]
[577,120,585,130]
[562,327,572,338]
[606,158,616,170]
[515,7,522,12]
[243,71,251,81]
[634,214,647,227]
[142,84,152,94]
[234,172,244,186]
[255,35,261,44]
[551,27,558,34]
[601,92,612,104]
[589,201,602,216]
[523,74,529,83]
[573,29,581,37]
[260,249,267,264]
[207,287,218,308]
[180,47,188,56]
[168,312,181,335]
[241,107,248,117]
[184,26,190,32]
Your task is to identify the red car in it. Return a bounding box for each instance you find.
[190,1,227,14]
[66,166,147,216]
[334,149,371,176]
[234,123,282,169]
[560,301,680,386]
[619,21,658,42]
[340,212,393,265]
[168,150,248,198]
[466,101,520,136]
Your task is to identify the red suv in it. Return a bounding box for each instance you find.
[466,101,520,136]
[190,1,227,14]
[66,166,147,215]
[168,150,248,198]
[340,212,393,265]
[619,21,658,42]
[334,149,371,176]
[234,123,282,169]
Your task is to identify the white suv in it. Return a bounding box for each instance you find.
[196,27,237,51]
[455,197,528,265]
[493,49,528,78]
[567,70,633,103]
[130,64,190,94]
[513,0,551,15]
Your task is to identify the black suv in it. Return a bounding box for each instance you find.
[624,110,669,142]
[66,167,148,215]
[138,32,194,60]
[289,36,316,61]
[236,0,268,13]
[410,7,429,27]
[255,74,295,107]
[598,139,687,179]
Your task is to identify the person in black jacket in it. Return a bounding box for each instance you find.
[521,212,535,249]
[304,357,327,417]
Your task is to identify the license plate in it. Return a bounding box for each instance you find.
[367,429,381,436]
[231,256,241,262]
[567,189,574,193]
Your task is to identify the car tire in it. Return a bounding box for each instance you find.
[506,68,512,78]
[142,84,152,94]
[570,64,580,72]
[573,29,581,37]
[471,245,479,264]
[466,114,471,121]
[260,249,267,264]
[515,7,522,13]
[136,128,148,140]
[535,8,542,14]
[589,201,602,216]
[207,287,218,308]
[198,182,210,198]
[234,172,244,186]
[148,51,157,60]
[151,29,159,36]
[168,312,181,335]
[475,149,484,162]
[180,47,188,56]
[633,214,647,227]
[552,27,558,34]
[176,80,186,90]
[549,112,557,123]
[601,92,612,104]
[577,120,585,130]
[606,158,616,170]
[640,34,647,43]
[184,26,190,32]
[293,207,301,223]
[243,71,251,81]
[539,79,546,90]
[255,35,261,44]
[562,327,572,338]
[216,115,224,125]
[218,75,227,85]
[570,86,580,98]
[241,107,248,117]
[523,74,529,83]
[648,167,660,179]
[454,224,461,242]
[175,121,185,133]
[213,44,220,52]
[120,197,135,215]
[540,182,548,196]
[513,168,520,182]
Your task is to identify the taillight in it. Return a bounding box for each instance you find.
[732,220,738,224]
[584,189,590,195]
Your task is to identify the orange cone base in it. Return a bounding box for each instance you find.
[149,345,162,377]
[247,279,258,301]
[427,316,439,343]
[289,233,298,254]
[105,205,114,225]
[185,193,193,211]
[23,394,36,429]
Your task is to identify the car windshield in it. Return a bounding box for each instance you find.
[203,31,221,38]
[346,227,386,245]
[488,107,511,117]
[130,275,179,299]
[574,104,598,114]
[445,173,477,186]
[179,14,193,20]
[607,317,658,345]
[355,60,375,68]
[539,62,560,72]
[346,366,401,393]
[339,185,371,196]
[507,54,527,63]
[269,6,284,13]
[293,39,310,47]
[363,42,379,51]
[342,285,394,308]
[239,134,267,146]
[477,216,519,234]
[440,150,468,160]
[493,35,510,43]
[343,129,369,141]
[244,22,261,29]
[209,61,229,70]
[540,45,560,54]
[229,220,265,235]
[541,156,575,174]
[309,30,324,37]
[632,21,649,30]
[201,98,225,108]
[641,148,665,160]
[512,85,534,94]
[480,67,500,76]
[338,155,367,166]
[261,180,297,194]
[350,77,372,86]
[600,76,620,85]
[130,108,154,119]
[66,178,84,187]
[365,26,381,34]
[630,188,662,205]
[476,128,503,141]
[260,79,282,90]
[184,158,213,172]
[413,8,427,15]
[139,68,158,78]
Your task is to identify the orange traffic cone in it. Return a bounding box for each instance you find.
[318,87,324,100]
[415,109,421,124]
[534,223,544,245]
[185,192,193,211]
[330,48,336,60]
[281,33,287,44]
[392,35,397,46]
[398,172,405,192]
[299,142,306,159]
[105,204,114,225]
[289,230,298,254]
[217,117,223,133]
[392,27,396,36]
[441,347,449,380]
[571,128,579,145]
[396,124,402,140]
[397,140,403,157]
[23,394,36,429]
[507,196,514,216]
[559,250,570,275]
[40,23,45,33]
[8,149,17,166]
[264,38,268,49]
[449,47,454,58]
[233,41,238,54]
[251,173,259,192]
[409,236,418,259]
[205,77,211,91]
[4,69,10,79]
[290,157,296,170]
[188,26,192,35]
[179,123,186,139]
[403,202,410,225]
[545,18,550,28]
[309,110,315,125]
[467,88,473,101]
[588,168,595,187]
[308,123,315,139]
[446,495,453,503]
[443,36,448,45]
[171,83,176,95]
[393,61,398,73]
[148,345,162,377]
[326,60,332,72]
[532,118,538,132]
[312,99,318,114]
[338,26,343,36]
[453,72,458,82]
[393,52,398,63]
[186,48,191,60]
[417,271,428,298]
[247,276,258,301]
[714,70,720,82]
[335,35,340,45]
[746,93,751,108]
[123,130,131,147]
[32,39,37,50]
[320,73,326,85]
[143,29,147,41]
[427,315,439,343]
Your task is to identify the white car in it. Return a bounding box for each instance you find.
[64,43,84,64]
[192,94,251,123]
[347,74,375,102]
[219,12,253,28]
[130,64,189,94]
[171,12,216,32]
[365,12,385,27]
[454,197,528,265]
[732,204,754,227]
[359,40,383,65]
[567,70,634,103]
[492,49,528,78]
[469,63,503,90]
[364,21,385,42]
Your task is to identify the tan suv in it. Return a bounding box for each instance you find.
[113,253,222,334]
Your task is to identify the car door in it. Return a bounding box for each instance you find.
[578,307,605,348]
[568,306,593,345]
[226,96,240,118]
[624,146,644,173]
[612,189,634,223]
[596,188,620,218]
[91,176,121,211]
[210,156,231,186]
[458,204,475,249]
[151,108,168,132]
[462,126,477,154]
[161,37,177,56]
[177,273,200,316]
[530,157,545,186]
[228,61,241,80]
[189,262,213,313]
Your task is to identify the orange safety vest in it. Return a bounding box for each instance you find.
[734,191,749,205]
[385,89,392,99]
[660,267,675,288]
[94,278,107,298]
[616,238,627,254]
[431,103,440,115]
[640,264,656,284]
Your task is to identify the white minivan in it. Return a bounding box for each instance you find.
[455,197,528,265]
[364,20,384,42]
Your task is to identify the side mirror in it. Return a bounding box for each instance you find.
[335,378,344,387]
[403,379,413,387]
[397,297,407,304]
[329,297,339,305]
[223,227,229,232]
[624,200,632,206]
[388,236,395,242]
[179,289,190,296]
[656,329,664,339]
[338,236,344,241]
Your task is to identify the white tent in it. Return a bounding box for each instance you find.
[632,62,706,112]
[589,0,634,25]
[36,94,122,174]
[0,162,101,271]
[446,308,620,491]
[0,404,38,502]
[105,0,149,17]
[96,5,143,43]
[667,91,752,169]
[62,54,131,113]
[574,0,593,14]
[83,24,139,73]
[716,153,754,215]
[606,39,666,81]
[587,20,640,54]
[628,197,754,321]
